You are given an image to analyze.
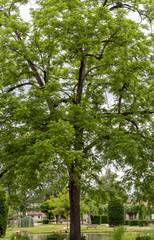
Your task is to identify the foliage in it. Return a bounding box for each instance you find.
[138,220,148,227]
[0,189,9,237]
[125,204,139,215]
[100,215,108,224]
[108,198,124,226]
[113,226,125,240]
[83,197,99,217]
[48,191,70,219]
[91,216,100,225]
[90,169,128,204]
[125,220,138,226]
[46,233,67,240]
[42,219,50,224]
[99,205,108,215]
[40,200,54,220]
[136,234,152,240]
[0,0,153,239]
[17,216,34,227]
[8,189,47,217]
[125,204,148,220]
[124,220,149,226]
[10,233,30,240]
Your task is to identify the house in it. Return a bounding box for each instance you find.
[27,212,46,223]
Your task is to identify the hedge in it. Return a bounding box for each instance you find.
[91,216,100,224]
[100,215,108,224]
[125,220,149,226]
[0,189,9,237]
[108,198,124,226]
[138,220,148,227]
[43,219,50,224]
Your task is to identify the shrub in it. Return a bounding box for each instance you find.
[91,216,100,224]
[50,219,55,222]
[124,220,128,225]
[36,221,42,223]
[148,220,154,224]
[47,233,67,240]
[43,219,50,224]
[136,234,152,240]
[10,232,30,240]
[17,216,34,227]
[113,226,125,240]
[0,189,9,237]
[100,215,108,224]
[127,220,138,226]
[108,198,124,227]
[138,220,148,227]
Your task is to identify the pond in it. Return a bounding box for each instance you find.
[30,234,111,240]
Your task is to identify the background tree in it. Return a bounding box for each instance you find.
[48,191,70,226]
[40,200,54,220]
[0,0,153,239]
[87,169,128,204]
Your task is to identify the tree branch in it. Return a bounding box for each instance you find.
[86,32,117,60]
[101,110,154,116]
[7,82,35,92]
[103,0,108,7]
[84,135,110,153]
[125,118,139,130]
[109,2,150,21]
[85,65,102,77]
[76,51,87,104]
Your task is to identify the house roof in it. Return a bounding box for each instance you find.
[27,212,44,216]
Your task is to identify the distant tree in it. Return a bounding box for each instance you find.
[48,190,70,227]
[40,200,54,220]
[88,169,128,204]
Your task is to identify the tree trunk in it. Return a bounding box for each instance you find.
[69,175,81,240]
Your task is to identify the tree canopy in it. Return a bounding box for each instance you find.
[0,0,153,239]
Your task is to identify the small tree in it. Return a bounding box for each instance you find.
[108,198,124,226]
[0,189,9,237]
[40,200,54,220]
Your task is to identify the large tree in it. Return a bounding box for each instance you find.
[0,0,153,239]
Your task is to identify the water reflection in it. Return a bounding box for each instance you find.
[84,234,111,240]
[30,234,111,240]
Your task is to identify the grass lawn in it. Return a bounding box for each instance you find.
[2,223,153,240]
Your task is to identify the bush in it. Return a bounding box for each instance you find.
[147,220,154,224]
[124,220,128,225]
[47,233,67,240]
[138,220,148,227]
[0,189,9,237]
[100,215,108,224]
[136,234,152,240]
[50,219,55,222]
[17,216,34,227]
[108,198,124,227]
[124,220,148,226]
[113,226,125,240]
[91,216,100,224]
[43,219,50,224]
[10,232,30,240]
[127,220,138,226]
[36,221,42,223]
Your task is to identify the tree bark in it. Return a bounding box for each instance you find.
[69,170,81,240]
